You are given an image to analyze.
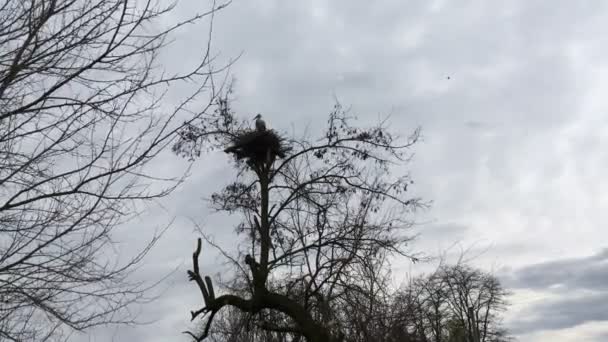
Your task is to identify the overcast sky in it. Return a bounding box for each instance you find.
[79,1,608,341]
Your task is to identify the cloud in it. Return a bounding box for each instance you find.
[505,248,608,291]
[502,249,608,335]
[511,293,608,334]
[515,321,608,342]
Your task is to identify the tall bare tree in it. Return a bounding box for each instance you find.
[0,0,228,340]
[438,265,510,342]
[175,96,423,341]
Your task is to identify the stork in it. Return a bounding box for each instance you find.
[254,113,266,131]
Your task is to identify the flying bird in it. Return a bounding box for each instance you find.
[254,113,266,131]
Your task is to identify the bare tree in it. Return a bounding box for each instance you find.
[175,97,423,341]
[385,264,512,342]
[438,265,510,342]
[0,0,229,340]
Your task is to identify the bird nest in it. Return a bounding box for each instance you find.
[224,129,290,164]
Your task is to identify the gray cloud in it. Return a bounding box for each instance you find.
[504,248,608,291]
[596,331,608,342]
[511,292,608,335]
[503,249,608,336]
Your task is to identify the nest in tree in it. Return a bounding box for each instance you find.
[224,129,290,164]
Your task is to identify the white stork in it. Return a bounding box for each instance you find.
[254,113,266,131]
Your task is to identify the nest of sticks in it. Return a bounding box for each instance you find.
[224,129,290,164]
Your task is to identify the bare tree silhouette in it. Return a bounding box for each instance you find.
[0,0,229,340]
[175,97,423,341]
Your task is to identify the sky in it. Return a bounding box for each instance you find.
[78,1,608,341]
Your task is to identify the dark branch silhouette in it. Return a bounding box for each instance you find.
[0,0,229,340]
